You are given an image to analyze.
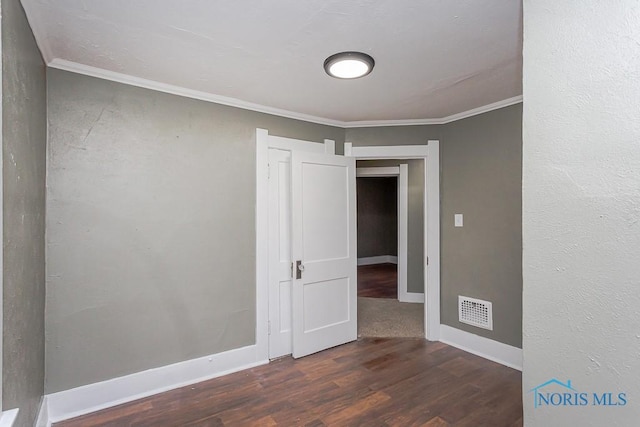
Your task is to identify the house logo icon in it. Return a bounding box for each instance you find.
[529,379,577,408]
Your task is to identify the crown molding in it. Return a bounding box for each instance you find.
[47,58,522,129]
[48,59,346,128]
[342,96,523,128]
[341,118,442,128]
[437,96,523,124]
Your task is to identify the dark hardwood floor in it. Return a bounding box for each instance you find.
[55,338,522,427]
[357,263,397,298]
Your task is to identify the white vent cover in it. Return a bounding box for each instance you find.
[458,296,493,330]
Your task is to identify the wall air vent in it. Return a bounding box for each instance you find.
[458,296,493,330]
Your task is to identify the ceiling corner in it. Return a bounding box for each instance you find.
[21,0,54,63]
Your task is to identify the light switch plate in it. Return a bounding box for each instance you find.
[454,214,463,227]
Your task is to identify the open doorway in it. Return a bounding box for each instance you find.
[357,175,398,299]
[344,142,441,341]
[355,165,407,299]
[356,161,424,338]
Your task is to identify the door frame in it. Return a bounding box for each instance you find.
[356,166,418,303]
[345,142,441,341]
[256,128,336,360]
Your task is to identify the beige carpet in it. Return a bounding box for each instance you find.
[357,297,424,338]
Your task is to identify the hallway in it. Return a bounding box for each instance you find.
[357,263,424,338]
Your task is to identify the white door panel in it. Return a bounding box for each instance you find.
[291,151,357,358]
[268,149,293,358]
[301,163,350,261]
[277,280,292,332]
[277,160,291,263]
[303,277,350,332]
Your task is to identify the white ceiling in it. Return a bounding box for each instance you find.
[21,0,523,126]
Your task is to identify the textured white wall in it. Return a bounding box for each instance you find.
[523,1,640,426]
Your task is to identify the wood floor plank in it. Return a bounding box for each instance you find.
[438,355,486,378]
[54,338,522,427]
[357,263,397,298]
[423,416,451,427]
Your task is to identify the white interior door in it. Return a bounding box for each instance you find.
[265,135,332,359]
[268,149,293,358]
[291,151,357,358]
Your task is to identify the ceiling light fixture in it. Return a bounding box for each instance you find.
[324,52,375,79]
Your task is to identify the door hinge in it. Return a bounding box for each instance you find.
[267,162,270,179]
[426,256,429,266]
[268,320,271,335]
[291,262,294,279]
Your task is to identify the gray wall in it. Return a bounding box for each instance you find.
[440,104,522,348]
[1,0,47,425]
[346,109,522,348]
[45,69,345,393]
[356,159,425,294]
[523,2,640,425]
[356,177,397,258]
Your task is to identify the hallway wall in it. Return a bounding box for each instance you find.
[357,177,397,259]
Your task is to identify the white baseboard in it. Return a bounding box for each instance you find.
[398,291,424,303]
[439,325,522,371]
[0,409,19,427]
[357,255,398,266]
[35,397,49,427]
[46,344,268,424]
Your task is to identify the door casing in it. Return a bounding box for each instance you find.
[345,142,441,341]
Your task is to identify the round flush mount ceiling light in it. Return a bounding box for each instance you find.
[324,52,375,79]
